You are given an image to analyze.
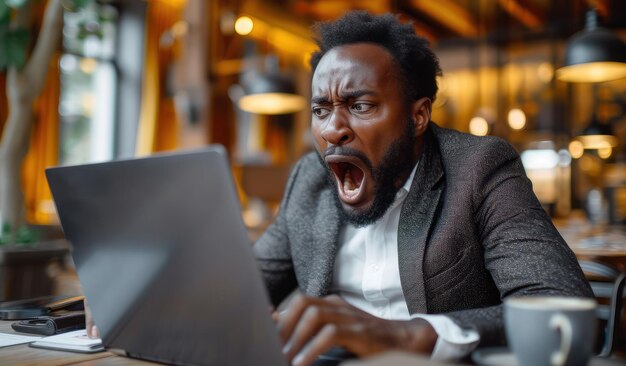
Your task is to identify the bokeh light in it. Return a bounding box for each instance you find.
[235,16,254,35]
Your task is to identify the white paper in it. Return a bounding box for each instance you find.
[0,333,42,347]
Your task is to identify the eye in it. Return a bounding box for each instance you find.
[351,102,374,113]
[312,107,330,118]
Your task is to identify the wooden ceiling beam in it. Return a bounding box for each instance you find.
[293,0,391,20]
[497,0,545,29]
[236,2,318,67]
[241,2,312,40]
[291,1,438,44]
[408,0,478,37]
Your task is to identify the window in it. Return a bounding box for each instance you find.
[59,2,118,165]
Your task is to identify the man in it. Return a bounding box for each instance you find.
[86,10,591,365]
[253,10,592,366]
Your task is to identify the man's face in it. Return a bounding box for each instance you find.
[311,43,422,226]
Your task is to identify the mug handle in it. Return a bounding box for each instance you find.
[549,313,573,366]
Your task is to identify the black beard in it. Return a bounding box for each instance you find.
[318,117,418,227]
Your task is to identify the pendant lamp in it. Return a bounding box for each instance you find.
[556,9,626,83]
[238,56,307,115]
[574,112,618,149]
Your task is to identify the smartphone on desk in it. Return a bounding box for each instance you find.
[11,311,86,336]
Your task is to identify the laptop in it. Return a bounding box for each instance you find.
[46,146,288,366]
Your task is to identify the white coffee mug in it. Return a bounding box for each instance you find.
[504,296,597,366]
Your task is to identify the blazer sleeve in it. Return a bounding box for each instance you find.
[253,158,302,306]
[445,138,593,347]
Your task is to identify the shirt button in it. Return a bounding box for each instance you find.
[378,308,385,317]
[370,264,380,272]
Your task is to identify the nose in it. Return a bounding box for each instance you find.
[320,111,354,145]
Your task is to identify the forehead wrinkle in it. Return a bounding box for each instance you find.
[313,64,376,97]
[312,44,398,102]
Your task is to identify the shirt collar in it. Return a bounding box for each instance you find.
[389,160,420,206]
[400,160,420,194]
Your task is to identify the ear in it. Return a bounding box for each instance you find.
[410,97,431,136]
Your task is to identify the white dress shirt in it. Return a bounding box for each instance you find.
[330,163,480,360]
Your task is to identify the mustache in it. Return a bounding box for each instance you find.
[322,146,373,171]
[323,145,359,158]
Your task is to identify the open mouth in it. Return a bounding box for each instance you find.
[325,155,368,205]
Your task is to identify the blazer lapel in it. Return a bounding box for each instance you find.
[398,127,444,314]
[306,188,342,296]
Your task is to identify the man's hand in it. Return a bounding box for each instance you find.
[84,298,100,339]
[276,294,438,366]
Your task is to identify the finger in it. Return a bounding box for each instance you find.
[88,325,100,339]
[292,324,340,366]
[283,305,328,361]
[284,301,362,361]
[86,325,94,338]
[84,298,99,339]
[278,294,323,343]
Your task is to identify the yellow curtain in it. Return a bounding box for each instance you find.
[22,55,61,225]
[136,0,185,155]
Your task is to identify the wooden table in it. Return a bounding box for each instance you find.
[0,320,156,366]
[556,219,626,272]
[567,231,626,258]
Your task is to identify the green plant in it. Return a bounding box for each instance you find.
[0,222,39,245]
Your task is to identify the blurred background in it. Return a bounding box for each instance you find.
[0,0,625,324]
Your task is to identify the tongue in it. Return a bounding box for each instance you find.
[342,167,361,197]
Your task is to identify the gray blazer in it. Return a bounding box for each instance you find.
[253,123,592,346]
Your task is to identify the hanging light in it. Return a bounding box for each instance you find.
[574,112,618,149]
[556,9,626,83]
[238,57,307,115]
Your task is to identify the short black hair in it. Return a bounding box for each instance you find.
[310,11,442,103]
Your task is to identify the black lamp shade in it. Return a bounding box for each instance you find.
[557,10,626,83]
[246,72,296,95]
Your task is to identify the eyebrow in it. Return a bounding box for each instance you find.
[340,89,375,100]
[311,89,376,105]
[311,96,330,105]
